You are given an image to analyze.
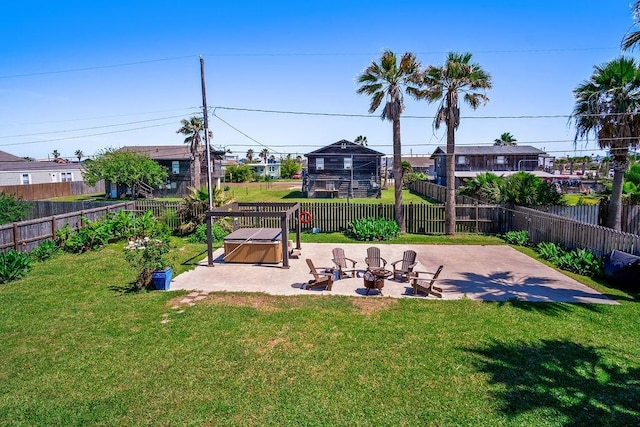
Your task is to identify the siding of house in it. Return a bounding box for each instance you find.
[305,140,382,198]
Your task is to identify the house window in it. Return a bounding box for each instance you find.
[457,156,466,165]
[61,172,73,182]
[21,173,30,185]
[316,158,324,170]
[496,156,506,165]
[344,157,352,170]
[172,161,180,174]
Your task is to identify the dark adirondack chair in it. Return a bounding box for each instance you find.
[410,266,444,298]
[331,247,358,279]
[365,247,387,271]
[305,259,334,291]
[390,250,417,282]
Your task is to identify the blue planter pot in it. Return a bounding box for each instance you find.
[151,268,173,291]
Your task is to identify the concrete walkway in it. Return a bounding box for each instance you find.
[170,243,617,304]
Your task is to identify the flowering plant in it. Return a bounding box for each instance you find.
[124,236,171,289]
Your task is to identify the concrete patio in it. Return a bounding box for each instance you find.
[170,243,618,304]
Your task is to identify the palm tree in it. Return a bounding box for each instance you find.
[493,132,517,146]
[417,52,492,235]
[74,149,83,162]
[354,135,368,146]
[176,116,211,189]
[356,50,421,232]
[573,57,640,230]
[259,149,269,163]
[51,149,60,161]
[246,149,254,162]
[622,1,640,51]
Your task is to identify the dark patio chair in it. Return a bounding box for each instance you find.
[365,247,387,271]
[331,247,359,279]
[305,259,334,291]
[390,250,417,282]
[409,266,444,298]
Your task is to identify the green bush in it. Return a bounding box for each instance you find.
[0,249,32,284]
[346,217,400,241]
[124,236,171,289]
[556,248,603,277]
[0,191,31,225]
[188,222,230,243]
[30,240,59,262]
[502,230,529,246]
[536,241,602,277]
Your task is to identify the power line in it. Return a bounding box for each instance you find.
[212,112,280,155]
[0,55,197,79]
[0,114,190,139]
[0,122,177,147]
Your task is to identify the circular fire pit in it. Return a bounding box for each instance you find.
[363,268,392,295]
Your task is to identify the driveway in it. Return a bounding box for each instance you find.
[170,243,617,304]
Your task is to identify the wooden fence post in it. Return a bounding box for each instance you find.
[13,223,19,250]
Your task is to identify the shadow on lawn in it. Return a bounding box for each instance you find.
[467,339,640,425]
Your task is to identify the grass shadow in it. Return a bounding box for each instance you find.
[466,339,640,425]
[282,190,305,199]
[108,281,143,295]
[180,249,209,266]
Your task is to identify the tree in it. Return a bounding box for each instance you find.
[51,150,60,161]
[82,148,168,198]
[622,1,640,51]
[572,57,640,230]
[493,132,517,146]
[74,149,83,162]
[224,164,252,182]
[354,135,368,146]
[0,191,31,225]
[280,155,301,178]
[246,149,255,162]
[259,148,269,164]
[176,116,211,189]
[357,50,421,232]
[418,52,492,235]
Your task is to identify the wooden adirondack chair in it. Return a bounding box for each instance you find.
[331,247,358,279]
[305,259,334,291]
[390,250,417,282]
[365,247,387,270]
[410,266,444,298]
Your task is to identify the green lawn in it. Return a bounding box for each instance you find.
[1,236,639,425]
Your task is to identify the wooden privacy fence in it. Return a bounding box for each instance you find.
[0,202,134,252]
[509,206,640,257]
[0,181,104,201]
[133,200,504,234]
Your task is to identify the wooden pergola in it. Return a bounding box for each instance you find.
[206,202,302,268]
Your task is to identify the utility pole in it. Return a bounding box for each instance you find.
[201,55,214,266]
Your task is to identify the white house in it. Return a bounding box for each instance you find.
[0,150,85,186]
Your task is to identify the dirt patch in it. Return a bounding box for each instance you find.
[351,297,398,315]
[169,292,317,312]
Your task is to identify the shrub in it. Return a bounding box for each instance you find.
[30,240,59,262]
[0,249,32,284]
[502,230,529,246]
[124,236,171,289]
[536,241,562,263]
[556,248,603,277]
[188,222,230,243]
[55,219,112,254]
[346,217,400,241]
[0,192,31,225]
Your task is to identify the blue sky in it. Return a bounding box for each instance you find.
[0,0,635,161]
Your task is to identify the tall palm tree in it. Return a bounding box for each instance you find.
[74,149,83,162]
[418,52,492,235]
[246,149,254,162]
[573,57,640,230]
[493,132,517,146]
[622,1,640,51]
[51,149,60,161]
[176,116,210,189]
[259,149,269,163]
[356,50,421,232]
